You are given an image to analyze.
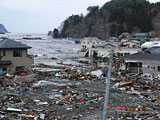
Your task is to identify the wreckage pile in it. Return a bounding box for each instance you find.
[33,65,102,81]
[0,63,106,119]
[0,62,160,119]
[0,58,160,120]
[0,85,104,119]
[107,73,160,119]
[0,59,160,120]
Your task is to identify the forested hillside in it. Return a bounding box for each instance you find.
[53,0,160,40]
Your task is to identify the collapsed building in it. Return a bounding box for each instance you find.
[84,43,115,58]
[81,37,103,51]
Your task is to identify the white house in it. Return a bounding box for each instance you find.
[84,43,115,58]
[115,48,139,57]
[81,37,102,51]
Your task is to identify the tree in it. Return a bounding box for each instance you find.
[110,24,117,37]
[53,28,59,38]
[87,6,99,12]
[47,31,53,36]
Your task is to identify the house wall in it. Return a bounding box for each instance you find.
[141,60,160,75]
[0,49,33,74]
[87,48,111,57]
[135,36,149,40]
[97,50,110,57]
[115,48,138,56]
[122,42,140,48]
[81,39,99,49]
[125,60,160,75]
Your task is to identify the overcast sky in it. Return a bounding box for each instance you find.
[0,0,159,33]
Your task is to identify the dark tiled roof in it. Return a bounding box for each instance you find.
[0,37,31,49]
[123,53,160,61]
[0,61,12,65]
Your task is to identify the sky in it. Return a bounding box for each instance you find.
[0,0,159,33]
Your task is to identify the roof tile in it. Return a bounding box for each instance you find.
[0,37,31,49]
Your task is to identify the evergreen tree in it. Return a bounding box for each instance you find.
[53,28,59,38]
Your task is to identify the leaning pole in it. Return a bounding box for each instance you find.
[102,49,114,120]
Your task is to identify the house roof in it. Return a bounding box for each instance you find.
[97,43,115,48]
[122,53,160,61]
[123,40,140,44]
[145,46,160,54]
[133,33,150,37]
[141,41,160,48]
[0,37,31,49]
[129,38,141,43]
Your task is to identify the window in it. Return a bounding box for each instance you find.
[92,45,95,48]
[151,67,155,70]
[13,49,22,57]
[16,66,24,72]
[158,66,160,71]
[3,50,5,56]
[124,53,129,56]
[128,62,142,67]
[120,53,123,56]
[88,42,89,44]
[3,67,7,72]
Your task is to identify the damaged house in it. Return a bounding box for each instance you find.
[0,38,34,74]
[120,40,141,48]
[121,53,160,75]
[81,37,102,51]
[114,47,140,57]
[84,43,115,58]
[114,40,140,57]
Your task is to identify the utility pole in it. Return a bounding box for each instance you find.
[102,49,114,120]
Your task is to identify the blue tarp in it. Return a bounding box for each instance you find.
[64,38,82,41]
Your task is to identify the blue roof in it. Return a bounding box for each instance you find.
[64,38,82,41]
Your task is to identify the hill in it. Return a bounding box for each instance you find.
[0,24,8,34]
[53,0,160,40]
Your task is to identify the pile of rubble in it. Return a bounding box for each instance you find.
[0,61,159,119]
[33,65,102,81]
[106,74,160,119]
[0,85,104,119]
